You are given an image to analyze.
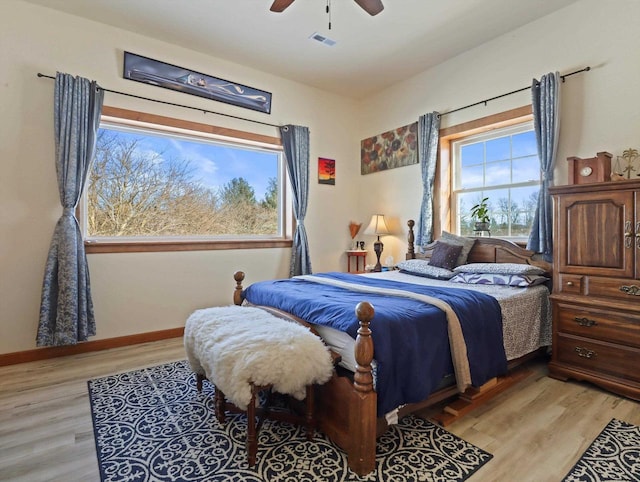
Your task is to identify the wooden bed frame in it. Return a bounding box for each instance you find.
[232,220,552,476]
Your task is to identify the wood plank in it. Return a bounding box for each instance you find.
[435,368,532,423]
[0,328,185,367]
[1,338,640,481]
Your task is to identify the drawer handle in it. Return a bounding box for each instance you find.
[575,346,597,359]
[566,281,574,287]
[573,316,597,327]
[620,285,640,296]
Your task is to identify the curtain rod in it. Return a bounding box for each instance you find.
[36,73,283,129]
[38,66,591,126]
[440,66,591,117]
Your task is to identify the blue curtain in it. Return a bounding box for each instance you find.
[37,73,104,346]
[416,112,441,247]
[280,125,312,276]
[527,72,560,262]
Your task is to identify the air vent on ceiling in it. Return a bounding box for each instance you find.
[309,32,337,47]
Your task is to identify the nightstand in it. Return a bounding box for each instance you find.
[346,250,367,273]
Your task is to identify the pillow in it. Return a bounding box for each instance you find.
[453,262,546,276]
[439,231,476,266]
[396,259,455,280]
[428,242,463,270]
[450,272,549,287]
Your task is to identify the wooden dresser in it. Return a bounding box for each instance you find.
[549,180,640,400]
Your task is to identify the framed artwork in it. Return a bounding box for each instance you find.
[361,122,418,175]
[318,158,336,185]
[123,52,272,114]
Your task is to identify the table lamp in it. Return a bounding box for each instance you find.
[364,214,390,272]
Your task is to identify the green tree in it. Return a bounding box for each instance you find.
[88,131,219,236]
[261,177,278,209]
[88,130,279,237]
[219,177,256,207]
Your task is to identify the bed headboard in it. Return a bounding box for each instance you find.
[405,219,552,275]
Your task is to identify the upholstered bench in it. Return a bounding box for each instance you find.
[184,305,336,466]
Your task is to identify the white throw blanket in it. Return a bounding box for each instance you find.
[184,305,334,410]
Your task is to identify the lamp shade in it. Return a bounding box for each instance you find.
[364,214,390,236]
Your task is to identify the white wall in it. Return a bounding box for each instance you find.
[355,0,640,264]
[3,0,639,356]
[0,0,360,354]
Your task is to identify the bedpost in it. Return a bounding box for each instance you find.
[315,301,377,476]
[354,302,374,393]
[407,219,415,259]
[348,301,377,476]
[233,271,245,306]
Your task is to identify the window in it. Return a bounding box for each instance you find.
[446,110,540,239]
[81,107,291,253]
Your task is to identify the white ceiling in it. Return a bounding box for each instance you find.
[22,0,579,99]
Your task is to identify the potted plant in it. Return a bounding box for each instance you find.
[470,197,491,231]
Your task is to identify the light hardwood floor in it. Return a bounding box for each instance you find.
[0,339,638,482]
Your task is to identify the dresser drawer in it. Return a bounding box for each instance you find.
[587,276,640,302]
[556,334,640,383]
[554,302,640,348]
[557,274,584,295]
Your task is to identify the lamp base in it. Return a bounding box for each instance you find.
[373,238,383,272]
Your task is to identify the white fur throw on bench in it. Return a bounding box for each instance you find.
[184,305,334,410]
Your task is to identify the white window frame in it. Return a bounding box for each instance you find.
[80,107,292,253]
[442,111,540,244]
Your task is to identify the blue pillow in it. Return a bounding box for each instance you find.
[439,232,476,266]
[429,242,463,270]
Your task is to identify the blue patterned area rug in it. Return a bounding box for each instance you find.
[88,360,492,482]
[563,418,640,481]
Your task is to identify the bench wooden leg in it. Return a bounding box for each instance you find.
[208,381,317,468]
[305,384,315,440]
[214,386,226,423]
[247,384,258,467]
[196,373,205,392]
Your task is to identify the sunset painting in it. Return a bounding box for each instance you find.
[318,158,336,185]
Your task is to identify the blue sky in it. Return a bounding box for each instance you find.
[459,130,539,190]
[456,128,540,211]
[101,126,279,200]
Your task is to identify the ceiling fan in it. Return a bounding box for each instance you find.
[270,0,384,16]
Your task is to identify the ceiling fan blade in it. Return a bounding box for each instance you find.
[270,0,295,12]
[354,0,384,16]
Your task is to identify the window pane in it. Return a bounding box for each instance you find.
[452,121,540,238]
[87,126,281,238]
[459,164,484,189]
[485,160,511,187]
[512,156,540,183]
[512,130,537,157]
[485,136,510,162]
[510,185,540,237]
[460,143,483,167]
[457,191,478,236]
[488,188,511,236]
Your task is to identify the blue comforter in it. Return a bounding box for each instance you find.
[243,272,507,416]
